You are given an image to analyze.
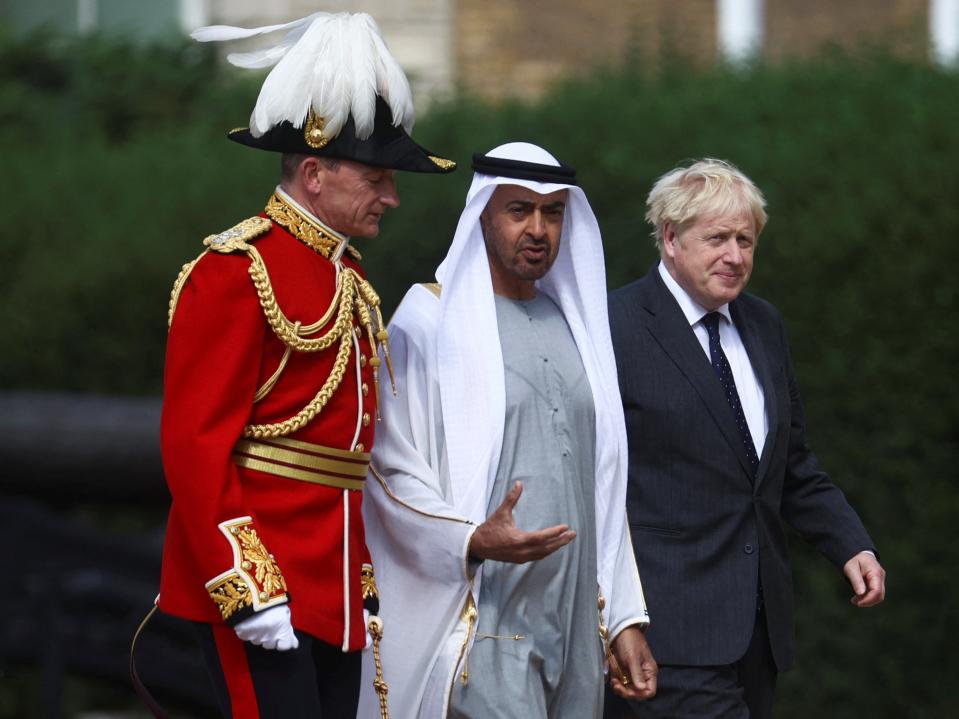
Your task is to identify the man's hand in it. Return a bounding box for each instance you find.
[843,551,886,607]
[234,604,299,651]
[609,625,657,701]
[468,481,576,563]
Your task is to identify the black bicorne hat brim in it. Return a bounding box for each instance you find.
[227,96,455,174]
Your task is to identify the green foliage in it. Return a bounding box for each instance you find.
[1,30,956,716]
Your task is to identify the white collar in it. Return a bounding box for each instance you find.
[658,261,732,326]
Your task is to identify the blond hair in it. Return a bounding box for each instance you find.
[645,158,768,252]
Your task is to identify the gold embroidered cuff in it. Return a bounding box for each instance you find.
[205,516,289,624]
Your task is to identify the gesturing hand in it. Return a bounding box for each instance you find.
[468,481,576,564]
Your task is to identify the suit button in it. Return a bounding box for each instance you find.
[362,382,369,396]
[362,412,371,427]
[360,355,368,367]
[744,543,754,554]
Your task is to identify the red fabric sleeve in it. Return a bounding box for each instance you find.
[160,250,269,595]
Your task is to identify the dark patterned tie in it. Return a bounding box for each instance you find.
[702,312,759,478]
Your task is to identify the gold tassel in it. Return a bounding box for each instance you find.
[367,615,390,719]
[459,596,478,685]
[373,304,396,396]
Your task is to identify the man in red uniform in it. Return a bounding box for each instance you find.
[152,12,455,719]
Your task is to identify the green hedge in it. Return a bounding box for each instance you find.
[2,29,957,717]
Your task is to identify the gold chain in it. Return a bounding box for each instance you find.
[243,327,353,438]
[247,245,354,353]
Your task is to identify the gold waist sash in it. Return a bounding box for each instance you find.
[232,437,370,491]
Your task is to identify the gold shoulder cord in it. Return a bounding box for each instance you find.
[165,199,395,439]
[243,194,394,438]
[168,252,206,328]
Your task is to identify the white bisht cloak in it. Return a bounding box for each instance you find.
[359,143,648,719]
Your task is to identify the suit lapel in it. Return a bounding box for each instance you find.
[641,269,757,483]
[730,300,780,488]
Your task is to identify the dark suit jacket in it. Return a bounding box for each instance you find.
[609,265,876,672]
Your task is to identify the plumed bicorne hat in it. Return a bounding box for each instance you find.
[191,12,455,174]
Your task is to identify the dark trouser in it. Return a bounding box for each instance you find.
[193,622,361,719]
[604,610,777,719]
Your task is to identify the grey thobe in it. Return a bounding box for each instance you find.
[449,292,603,719]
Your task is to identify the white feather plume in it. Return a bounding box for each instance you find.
[347,14,379,136]
[191,11,415,140]
[367,18,415,133]
[189,13,320,43]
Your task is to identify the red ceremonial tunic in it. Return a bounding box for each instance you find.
[158,205,378,651]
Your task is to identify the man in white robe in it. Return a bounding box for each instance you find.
[359,142,656,718]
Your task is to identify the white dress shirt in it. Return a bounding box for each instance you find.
[658,262,768,457]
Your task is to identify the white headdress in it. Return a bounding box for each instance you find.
[435,141,629,605]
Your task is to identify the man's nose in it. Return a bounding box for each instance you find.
[380,177,400,208]
[528,210,546,238]
[724,239,743,264]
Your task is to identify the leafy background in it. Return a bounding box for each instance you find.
[1,26,956,717]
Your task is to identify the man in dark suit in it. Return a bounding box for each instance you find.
[605,159,885,719]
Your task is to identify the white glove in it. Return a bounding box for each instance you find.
[234,605,299,651]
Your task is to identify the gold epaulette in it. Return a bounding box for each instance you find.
[203,216,272,254]
[167,217,273,328]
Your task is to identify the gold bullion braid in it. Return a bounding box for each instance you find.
[242,328,353,438]
[246,246,352,353]
[167,252,207,329]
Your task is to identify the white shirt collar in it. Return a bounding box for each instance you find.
[657,261,732,326]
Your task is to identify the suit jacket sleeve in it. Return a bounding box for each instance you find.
[774,312,877,567]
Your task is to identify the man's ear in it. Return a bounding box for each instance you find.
[299,157,324,194]
[662,222,677,258]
